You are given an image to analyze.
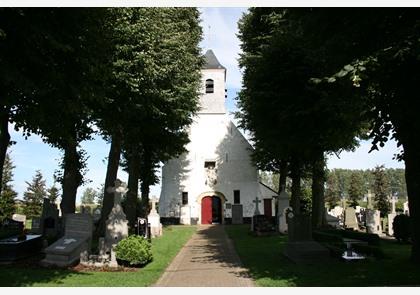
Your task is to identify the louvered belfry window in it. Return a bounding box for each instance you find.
[205,79,214,93]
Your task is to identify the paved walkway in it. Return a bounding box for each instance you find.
[154,225,255,287]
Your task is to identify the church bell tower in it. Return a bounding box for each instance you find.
[199,49,227,114]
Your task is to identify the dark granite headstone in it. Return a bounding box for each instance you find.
[287,214,312,242]
[40,198,60,238]
[31,217,41,234]
[0,218,24,239]
[283,212,330,264]
[252,214,275,233]
[232,204,243,224]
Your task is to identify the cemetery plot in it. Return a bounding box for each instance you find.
[41,213,93,267]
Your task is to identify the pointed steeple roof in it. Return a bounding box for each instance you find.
[203,49,226,70]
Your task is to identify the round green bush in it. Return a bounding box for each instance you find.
[114,235,153,266]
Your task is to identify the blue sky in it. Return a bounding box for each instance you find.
[8,7,404,203]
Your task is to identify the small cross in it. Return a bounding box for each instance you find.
[253,197,261,215]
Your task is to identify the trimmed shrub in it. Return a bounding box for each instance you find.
[115,235,153,266]
[393,214,411,243]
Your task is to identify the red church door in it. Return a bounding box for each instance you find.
[201,196,212,224]
[264,199,272,217]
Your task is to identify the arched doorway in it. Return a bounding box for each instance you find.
[201,195,222,224]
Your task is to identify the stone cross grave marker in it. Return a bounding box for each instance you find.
[366,190,373,209]
[150,196,158,214]
[277,187,290,233]
[148,196,163,238]
[388,196,398,236]
[390,196,397,214]
[105,179,129,251]
[253,197,261,215]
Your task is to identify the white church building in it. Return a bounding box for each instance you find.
[159,50,278,225]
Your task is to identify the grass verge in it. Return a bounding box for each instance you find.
[225,225,420,286]
[0,225,196,287]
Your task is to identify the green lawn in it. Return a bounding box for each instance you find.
[225,225,420,287]
[0,225,196,287]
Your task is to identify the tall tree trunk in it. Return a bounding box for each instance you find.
[311,152,326,229]
[60,141,82,215]
[402,139,420,263]
[126,154,140,228]
[290,158,301,214]
[278,160,288,193]
[0,108,10,192]
[97,131,122,235]
[140,180,150,216]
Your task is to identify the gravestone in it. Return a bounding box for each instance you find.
[148,197,163,238]
[93,208,101,223]
[357,208,366,227]
[136,218,150,239]
[279,207,291,233]
[105,179,129,252]
[180,205,191,225]
[388,197,397,236]
[40,198,60,238]
[251,196,262,230]
[282,210,330,264]
[366,190,373,209]
[31,217,41,234]
[0,218,42,262]
[365,209,382,235]
[232,204,243,224]
[252,196,261,215]
[252,214,275,235]
[329,205,344,218]
[344,207,359,230]
[325,211,340,228]
[277,187,290,233]
[12,214,26,226]
[403,201,409,215]
[0,218,24,238]
[41,213,93,267]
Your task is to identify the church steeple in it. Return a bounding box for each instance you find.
[199,50,227,114]
[203,49,226,70]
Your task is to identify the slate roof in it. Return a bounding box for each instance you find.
[203,49,226,70]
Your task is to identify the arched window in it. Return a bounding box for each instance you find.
[205,79,214,93]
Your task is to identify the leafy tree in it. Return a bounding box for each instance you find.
[237,8,365,228]
[348,172,364,208]
[373,165,391,217]
[95,183,105,208]
[2,9,110,216]
[325,170,340,209]
[0,152,17,221]
[96,8,203,230]
[305,9,420,261]
[81,187,98,205]
[23,170,47,218]
[47,177,60,204]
